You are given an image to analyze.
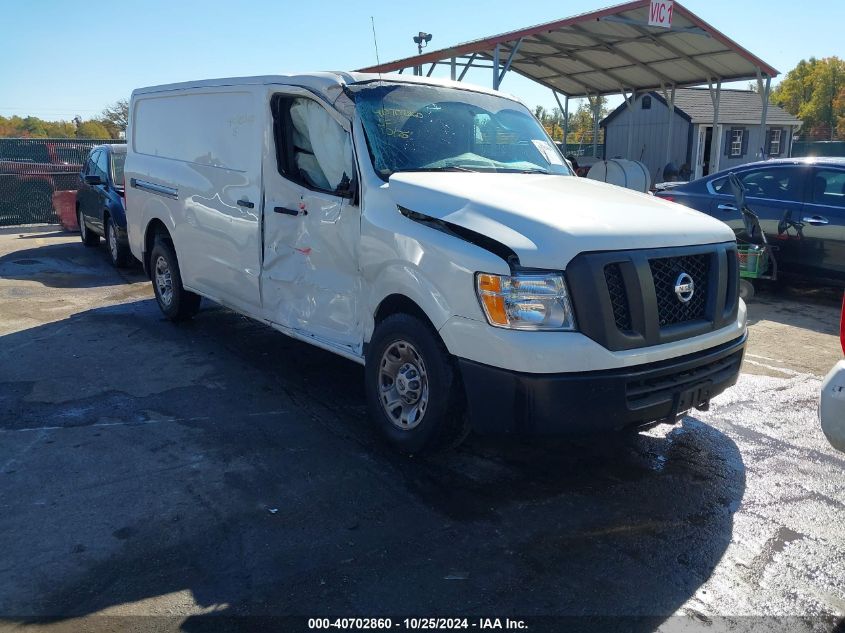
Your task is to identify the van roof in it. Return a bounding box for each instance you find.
[131,72,517,103]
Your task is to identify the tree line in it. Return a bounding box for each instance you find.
[0,100,128,140]
[533,97,609,146]
[772,57,845,141]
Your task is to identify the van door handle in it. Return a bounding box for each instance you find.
[802,215,829,225]
[237,199,254,209]
[717,204,737,211]
[274,206,305,216]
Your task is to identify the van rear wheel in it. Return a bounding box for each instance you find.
[149,236,201,321]
[366,313,468,453]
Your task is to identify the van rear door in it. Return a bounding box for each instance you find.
[261,89,361,352]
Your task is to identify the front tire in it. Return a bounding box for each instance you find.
[105,216,131,268]
[78,209,99,246]
[739,279,755,302]
[365,313,468,453]
[149,236,201,321]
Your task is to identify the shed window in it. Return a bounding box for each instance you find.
[641,96,652,110]
[729,129,744,157]
[768,129,782,156]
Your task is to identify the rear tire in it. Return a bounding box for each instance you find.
[78,209,99,246]
[149,236,201,321]
[106,216,131,268]
[365,313,468,453]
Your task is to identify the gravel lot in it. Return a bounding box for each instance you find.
[1,226,843,633]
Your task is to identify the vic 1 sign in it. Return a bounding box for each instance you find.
[648,0,674,28]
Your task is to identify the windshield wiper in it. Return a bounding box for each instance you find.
[399,166,481,173]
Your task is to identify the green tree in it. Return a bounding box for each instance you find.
[773,57,845,140]
[76,120,111,139]
[98,99,129,138]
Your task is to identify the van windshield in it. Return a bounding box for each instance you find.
[350,82,572,179]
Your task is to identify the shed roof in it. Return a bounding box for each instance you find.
[358,1,779,97]
[601,88,803,127]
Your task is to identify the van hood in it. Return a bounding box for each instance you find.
[387,172,735,269]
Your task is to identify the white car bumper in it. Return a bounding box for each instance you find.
[821,360,845,452]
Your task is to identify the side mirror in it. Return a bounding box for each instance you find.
[84,174,104,186]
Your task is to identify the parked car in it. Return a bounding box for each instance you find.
[655,158,845,283]
[77,144,132,267]
[0,141,91,224]
[125,73,747,453]
[820,293,845,452]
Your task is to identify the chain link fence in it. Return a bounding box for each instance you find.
[0,138,125,226]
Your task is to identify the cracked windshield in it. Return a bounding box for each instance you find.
[353,83,573,178]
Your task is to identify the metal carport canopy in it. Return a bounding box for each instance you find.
[357,0,779,96]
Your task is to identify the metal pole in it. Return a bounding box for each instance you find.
[450,57,456,81]
[552,90,567,145]
[592,96,600,158]
[708,79,722,174]
[564,96,569,149]
[759,74,771,158]
[493,43,501,90]
[664,85,676,172]
[625,90,635,160]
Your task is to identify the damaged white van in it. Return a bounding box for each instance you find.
[125,73,747,452]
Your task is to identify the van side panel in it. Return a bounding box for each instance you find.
[126,88,263,315]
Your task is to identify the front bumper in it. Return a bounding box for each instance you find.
[458,334,746,435]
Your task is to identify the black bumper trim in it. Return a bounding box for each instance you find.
[457,334,746,436]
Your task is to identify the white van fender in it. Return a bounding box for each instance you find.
[364,263,455,342]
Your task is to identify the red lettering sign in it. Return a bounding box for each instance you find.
[648,0,674,28]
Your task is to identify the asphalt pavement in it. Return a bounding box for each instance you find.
[0,227,843,633]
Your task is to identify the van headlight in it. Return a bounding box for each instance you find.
[475,272,576,331]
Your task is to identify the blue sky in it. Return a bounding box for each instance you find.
[1,0,842,121]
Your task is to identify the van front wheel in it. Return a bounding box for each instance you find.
[149,237,201,321]
[366,314,468,453]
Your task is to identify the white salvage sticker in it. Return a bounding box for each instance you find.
[532,140,564,165]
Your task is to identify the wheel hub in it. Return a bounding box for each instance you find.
[154,255,174,307]
[395,362,422,404]
[378,341,429,430]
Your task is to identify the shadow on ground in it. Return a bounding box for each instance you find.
[0,240,145,289]
[747,280,843,335]
[0,298,746,631]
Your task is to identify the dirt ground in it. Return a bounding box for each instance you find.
[1,226,843,633]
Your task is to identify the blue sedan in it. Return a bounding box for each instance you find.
[77,144,132,267]
[655,158,845,283]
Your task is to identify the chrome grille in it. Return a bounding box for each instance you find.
[649,255,710,327]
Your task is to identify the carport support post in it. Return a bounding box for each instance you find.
[708,79,723,174]
[591,96,601,158]
[623,89,635,160]
[450,57,457,81]
[663,85,676,174]
[493,44,501,90]
[757,72,771,158]
[552,90,569,146]
[564,95,569,147]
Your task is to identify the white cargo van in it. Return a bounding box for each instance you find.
[125,73,747,452]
